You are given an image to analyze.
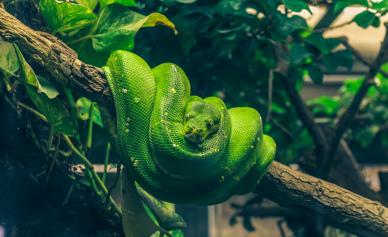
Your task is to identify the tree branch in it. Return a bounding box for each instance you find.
[1,7,388,237]
[278,73,329,162]
[256,162,388,237]
[320,23,388,177]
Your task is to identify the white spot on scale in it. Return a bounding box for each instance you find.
[125,129,129,133]
[133,97,140,103]
[121,88,128,94]
[170,88,177,94]
[172,144,177,148]
[133,160,139,167]
[250,145,254,149]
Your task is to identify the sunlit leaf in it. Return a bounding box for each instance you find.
[0,41,19,78]
[76,4,175,65]
[37,75,59,99]
[92,5,176,52]
[14,47,59,99]
[40,0,97,34]
[334,0,369,13]
[100,0,136,7]
[76,97,103,127]
[76,0,99,10]
[308,96,339,116]
[15,45,76,135]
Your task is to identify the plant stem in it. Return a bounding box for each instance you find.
[103,142,111,184]
[16,101,48,122]
[63,135,121,216]
[86,102,95,151]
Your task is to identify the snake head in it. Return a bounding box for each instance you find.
[183,101,221,144]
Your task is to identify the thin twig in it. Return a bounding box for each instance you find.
[314,20,353,33]
[266,70,274,123]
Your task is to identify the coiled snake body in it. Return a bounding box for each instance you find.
[104,51,276,205]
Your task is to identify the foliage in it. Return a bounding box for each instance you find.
[39,0,176,66]
[309,69,388,160]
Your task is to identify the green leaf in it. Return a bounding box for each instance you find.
[308,96,339,116]
[305,33,341,54]
[161,0,196,4]
[15,45,77,135]
[39,0,97,34]
[353,10,378,29]
[372,0,388,11]
[37,75,59,99]
[307,64,324,84]
[334,0,369,13]
[170,229,184,237]
[289,43,311,65]
[14,46,40,87]
[283,0,312,14]
[76,0,99,10]
[0,41,19,78]
[92,5,176,52]
[100,0,136,8]
[76,97,103,127]
[323,49,353,72]
[274,14,308,39]
[14,47,59,99]
[77,4,175,65]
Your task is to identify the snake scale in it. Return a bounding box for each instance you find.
[103,50,276,205]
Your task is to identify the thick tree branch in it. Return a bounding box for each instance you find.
[256,162,388,237]
[1,7,388,237]
[0,7,112,105]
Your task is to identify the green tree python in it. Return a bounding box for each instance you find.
[103,50,276,205]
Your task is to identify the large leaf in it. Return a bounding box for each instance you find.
[40,0,97,34]
[274,14,308,39]
[305,33,341,54]
[100,0,136,8]
[334,0,369,13]
[76,4,175,65]
[283,0,311,14]
[76,0,99,10]
[323,49,353,72]
[14,47,59,99]
[0,41,19,78]
[15,46,76,135]
[353,10,379,29]
[76,97,103,127]
[92,5,176,52]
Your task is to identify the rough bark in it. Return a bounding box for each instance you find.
[256,162,388,237]
[1,6,388,237]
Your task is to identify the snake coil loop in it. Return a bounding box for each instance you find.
[104,51,276,205]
